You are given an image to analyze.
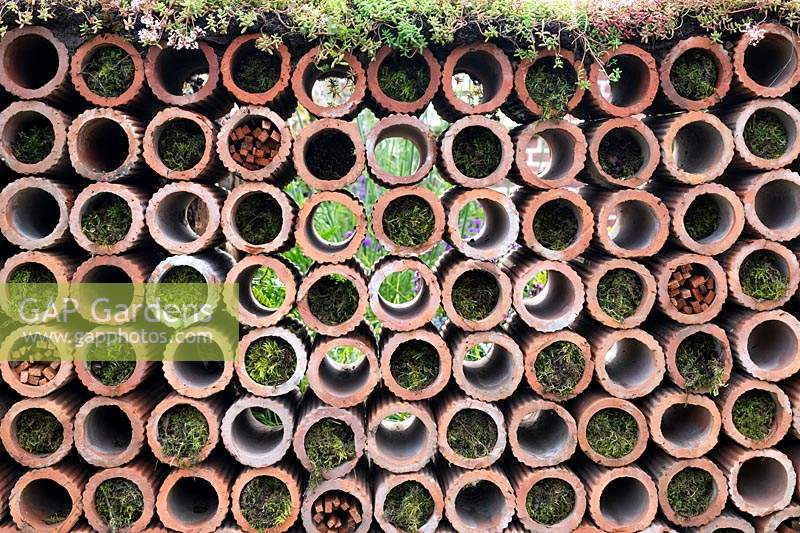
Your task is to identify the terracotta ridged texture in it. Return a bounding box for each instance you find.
[70,34,149,108]
[365,114,435,186]
[235,320,310,397]
[582,43,659,117]
[440,464,515,533]
[145,393,224,467]
[366,47,441,116]
[717,373,792,449]
[722,98,800,170]
[503,391,577,467]
[379,325,452,401]
[516,187,593,261]
[576,461,658,531]
[221,183,296,255]
[9,460,89,532]
[371,185,445,256]
[0,100,70,175]
[368,256,441,331]
[732,22,800,98]
[299,464,373,533]
[291,47,366,120]
[586,188,670,258]
[296,260,369,337]
[0,26,71,104]
[437,115,514,188]
[574,391,649,467]
[0,250,77,323]
[434,388,506,469]
[721,308,800,381]
[373,466,444,532]
[220,394,295,468]
[720,239,799,311]
[509,464,587,532]
[731,169,800,241]
[509,119,587,189]
[69,182,149,254]
[230,462,302,533]
[686,510,755,533]
[0,177,75,250]
[145,182,225,254]
[658,36,733,110]
[442,186,519,260]
[366,390,437,473]
[651,251,728,324]
[163,325,236,398]
[295,190,366,263]
[584,117,660,188]
[656,321,733,394]
[579,255,657,329]
[753,503,800,533]
[224,254,299,328]
[67,107,145,181]
[0,461,21,523]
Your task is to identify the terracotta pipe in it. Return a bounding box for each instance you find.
[365,114,436,187]
[224,254,300,328]
[732,23,800,98]
[235,319,310,397]
[221,182,297,254]
[230,462,302,533]
[0,250,77,324]
[650,251,728,324]
[720,239,799,311]
[379,325,452,401]
[8,460,89,532]
[0,461,21,523]
[220,36,294,115]
[502,391,577,468]
[163,324,236,398]
[515,187,593,261]
[578,255,657,329]
[145,181,225,254]
[584,117,660,188]
[293,118,365,190]
[442,186,519,260]
[754,504,800,533]
[508,464,586,532]
[290,46,366,120]
[69,182,149,254]
[730,169,800,241]
[784,374,800,438]
[434,388,506,469]
[0,324,75,397]
[716,373,791,449]
[371,185,445,256]
[721,98,800,170]
[373,466,444,533]
[368,256,440,331]
[0,100,70,175]
[573,391,648,467]
[509,119,586,189]
[574,520,604,533]
[437,115,514,188]
[686,510,755,533]
[0,26,72,104]
[294,190,366,263]
[439,464,515,533]
[299,463,373,532]
[221,394,296,468]
[576,461,658,532]
[721,308,800,381]
[74,326,156,396]
[296,260,369,337]
[655,321,733,394]
[658,35,733,110]
[0,177,75,250]
[366,46,441,116]
[68,107,145,181]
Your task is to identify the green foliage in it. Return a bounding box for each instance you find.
[446,408,497,458]
[306,130,356,180]
[11,123,54,164]
[666,467,713,518]
[384,481,435,532]
[377,52,430,102]
[304,418,356,471]
[534,340,585,397]
[596,268,643,322]
[598,129,643,179]
[669,49,717,100]
[524,56,577,119]
[526,478,576,525]
[684,194,720,241]
[88,353,136,387]
[250,407,283,427]
[233,49,281,93]
[327,345,364,364]
[156,404,209,465]
[382,196,435,247]
[585,408,639,458]
[158,119,206,171]
[245,336,296,386]
[378,270,418,304]
[307,274,359,325]
[95,478,144,532]
[251,266,286,309]
[732,389,776,441]
[156,266,208,314]
[235,193,282,245]
[6,263,57,316]
[675,332,726,395]
[83,45,135,97]
[389,340,439,391]
[744,110,788,159]
[239,476,292,530]
[80,193,132,245]
[739,251,788,301]
[451,269,499,320]
[452,127,502,179]
[533,199,578,251]
[14,408,63,454]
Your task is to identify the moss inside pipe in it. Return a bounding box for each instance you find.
[156,266,208,314]
[675,332,726,395]
[6,263,57,317]
[452,126,502,179]
[244,336,296,386]
[524,56,577,119]
[451,269,499,321]
[666,467,713,518]
[382,196,435,247]
[250,266,286,309]
[80,193,133,245]
[233,49,281,93]
[669,49,718,101]
[250,407,283,427]
[446,408,498,458]
[158,119,206,171]
[596,268,643,322]
[377,52,430,102]
[86,337,136,387]
[585,407,638,458]
[94,478,144,531]
[304,417,356,472]
[239,475,293,530]
[744,110,788,159]
[684,194,720,241]
[235,192,283,245]
[384,480,435,531]
[533,199,578,251]
[306,130,356,180]
[526,478,576,526]
[598,128,643,179]
[534,340,585,397]
[732,389,776,441]
[739,250,788,301]
[389,340,439,391]
[307,273,359,325]
[11,122,55,164]
[14,408,63,454]
[83,45,135,97]
[156,404,209,465]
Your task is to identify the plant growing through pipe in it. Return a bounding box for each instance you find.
[156,404,209,465]
[669,49,717,101]
[14,408,63,454]
[450,269,499,321]
[239,475,293,530]
[684,195,720,241]
[250,266,286,309]
[666,467,713,518]
[446,408,498,459]
[80,193,133,245]
[743,110,788,159]
[533,200,578,251]
[233,48,281,93]
[739,251,788,301]
[452,126,502,179]
[307,274,360,326]
[383,480,435,531]
[585,408,638,458]
[82,45,135,97]
[304,417,356,473]
[598,129,643,179]
[526,478,576,526]
[675,332,726,395]
[377,52,430,103]
[596,268,642,322]
[11,120,54,164]
[250,407,283,427]
[86,336,136,387]
[389,340,439,391]
[534,341,585,398]
[524,56,578,119]
[235,193,283,245]
[306,130,356,180]
[732,389,776,441]
[244,336,296,387]
[382,196,435,247]
[94,477,144,532]
[157,119,206,171]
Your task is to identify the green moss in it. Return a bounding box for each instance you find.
[306,130,356,180]
[11,122,55,164]
[158,119,206,171]
[307,274,359,325]
[327,345,364,365]
[534,341,585,397]
[88,361,136,386]
[14,408,63,454]
[739,251,788,301]
[666,467,713,518]
[744,110,788,159]
[377,52,430,102]
[304,418,356,471]
[452,126,502,179]
[156,404,209,464]
[732,389,776,441]
[533,199,578,251]
[251,266,286,309]
[585,408,639,458]
[389,340,439,391]
[669,49,718,101]
[233,49,281,93]
[451,269,499,321]
[83,45,135,97]
[250,407,282,427]
[526,478,576,526]
[524,56,577,118]
[446,408,497,458]
[80,193,132,245]
[384,480,434,531]
[86,336,136,386]
[245,336,296,386]
[239,475,292,531]
[684,194,720,241]
[675,332,726,395]
[597,268,643,322]
[598,129,643,179]
[156,266,207,312]
[235,193,282,245]
[6,263,57,316]
[94,478,144,532]
[382,196,435,247]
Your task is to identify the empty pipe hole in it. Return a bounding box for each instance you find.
[374,129,423,177]
[457,198,511,251]
[74,265,134,308]
[462,342,513,391]
[84,405,133,453]
[155,192,210,244]
[304,65,356,107]
[306,200,357,251]
[230,407,285,456]
[598,128,648,180]
[600,54,651,107]
[754,179,800,231]
[736,456,789,508]
[170,357,225,389]
[80,193,133,246]
[19,479,73,527]
[454,480,506,529]
[241,265,286,313]
[76,118,130,172]
[522,270,576,320]
[747,319,798,371]
[743,108,796,159]
[231,41,282,94]
[450,51,503,106]
[378,269,429,319]
[167,477,218,525]
[599,477,650,527]
[660,403,714,449]
[743,33,798,87]
[516,409,569,459]
[528,130,575,181]
[375,412,429,460]
[382,195,436,247]
[458,200,486,240]
[234,192,282,245]
[3,34,60,90]
[672,121,726,173]
[603,338,656,389]
[3,111,55,164]
[155,48,209,96]
[304,129,356,181]
[606,200,660,251]
[319,345,370,397]
[683,193,734,243]
[7,187,60,239]
[452,126,502,179]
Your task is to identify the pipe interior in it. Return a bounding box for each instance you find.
[516,408,569,459]
[301,64,355,107]
[522,269,576,320]
[672,121,725,173]
[747,319,799,372]
[230,407,285,457]
[375,414,429,460]
[603,127,650,177]
[237,264,284,316]
[530,129,576,181]
[76,265,134,306]
[3,34,60,90]
[604,54,651,107]
[377,268,430,320]
[462,343,514,392]
[743,33,798,87]
[599,476,650,526]
[7,187,61,240]
[84,404,133,453]
[170,360,225,388]
[155,48,209,96]
[454,480,506,529]
[155,191,210,244]
[2,110,55,161]
[754,179,800,231]
[603,337,657,389]
[606,200,660,250]
[19,479,73,527]
[304,200,357,252]
[167,476,218,525]
[686,193,735,245]
[76,117,130,172]
[452,51,503,104]
[374,124,426,176]
[736,455,789,508]
[660,402,714,449]
[318,348,371,397]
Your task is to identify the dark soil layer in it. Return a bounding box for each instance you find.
[452,126,502,179]
[235,193,282,244]
[451,269,500,320]
[307,274,359,325]
[598,128,643,179]
[306,130,356,180]
[534,340,585,397]
[80,193,132,245]
[390,340,439,391]
[233,49,281,93]
[684,194,720,241]
[377,52,431,102]
[533,199,578,251]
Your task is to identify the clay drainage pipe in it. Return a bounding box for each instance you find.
[9,461,88,532]
[755,504,800,533]
[665,182,745,255]
[577,462,658,531]
[368,256,441,331]
[733,169,800,241]
[509,119,587,189]
[366,390,437,473]
[371,186,445,256]
[69,183,149,254]
[503,391,577,467]
[717,374,791,449]
[146,393,224,467]
[584,117,659,188]
[224,255,299,328]
[236,320,310,397]
[222,183,296,255]
[70,255,154,323]
[73,326,156,395]
[295,191,366,263]
[0,250,76,324]
[723,98,800,170]
[374,467,444,532]
[0,177,75,250]
[575,392,648,467]
[297,260,369,337]
[300,465,373,533]
[687,510,755,533]
[721,239,800,311]
[732,23,800,98]
[516,188,593,261]
[366,114,436,186]
[68,107,144,181]
[581,44,659,117]
[294,118,365,190]
[291,46,366,120]
[0,101,70,175]
[588,188,670,258]
[0,26,71,103]
[510,464,586,532]
[0,324,75,397]
[379,326,452,402]
[651,252,727,324]
[70,34,148,108]
[722,308,800,381]
[437,116,513,188]
[221,394,295,468]
[435,390,506,469]
[579,256,656,329]
[658,322,733,394]
[220,35,294,114]
[145,182,225,254]
[366,46,441,116]
[163,325,236,398]
[659,36,733,111]
[230,463,302,533]
[440,465,515,533]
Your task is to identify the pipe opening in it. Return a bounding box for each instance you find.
[744,108,797,160]
[736,455,789,508]
[603,338,657,389]
[672,121,726,173]
[669,49,719,101]
[230,407,285,456]
[79,193,133,246]
[381,194,436,247]
[375,412,429,460]
[2,110,55,164]
[599,476,650,526]
[155,118,206,172]
[7,186,61,240]
[319,344,370,397]
[376,52,431,102]
[462,342,514,392]
[747,319,798,371]
[302,64,356,108]
[452,126,502,179]
[80,45,136,98]
[683,193,735,244]
[84,404,133,453]
[754,179,800,231]
[76,265,134,309]
[451,269,500,322]
[373,126,424,177]
[233,191,283,245]
[516,408,569,459]
[377,269,429,320]
[606,200,660,250]
[155,48,209,96]
[599,54,651,107]
[457,198,513,251]
[660,403,714,449]
[450,51,503,106]
[521,269,576,321]
[18,478,73,527]
[389,339,440,392]
[167,476,218,525]
[155,191,210,244]
[238,264,286,315]
[533,199,580,251]
[3,34,60,90]
[743,33,798,87]
[13,407,63,455]
[230,41,282,94]
[454,480,506,529]
[76,118,130,172]
[598,127,649,181]
[304,200,357,252]
[527,130,575,181]
[171,360,225,388]
[307,274,360,326]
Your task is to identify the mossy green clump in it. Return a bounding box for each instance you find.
[250,407,283,427]
[157,119,206,171]
[666,467,714,518]
[598,129,643,179]
[675,332,726,395]
[384,480,435,532]
[382,196,436,247]
[451,269,499,321]
[526,478,576,526]
[524,56,577,119]
[533,199,578,251]
[94,478,144,532]
[596,268,643,323]
[739,251,788,301]
[304,418,356,471]
[452,126,502,179]
[534,341,585,397]
[83,45,135,97]
[307,274,359,326]
[585,408,639,458]
[233,49,281,93]
[156,265,207,313]
[156,404,209,464]
[732,389,776,441]
[80,193,132,245]
[251,266,286,309]
[244,336,296,386]
[306,130,356,180]
[235,193,282,245]
[239,475,293,531]
[389,340,439,391]
[14,408,63,454]
[669,49,718,101]
[744,110,788,159]
[377,53,430,103]
[11,122,55,164]
[6,263,58,316]
[86,337,136,386]
[446,408,498,458]
[684,194,720,241]
[89,360,136,387]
